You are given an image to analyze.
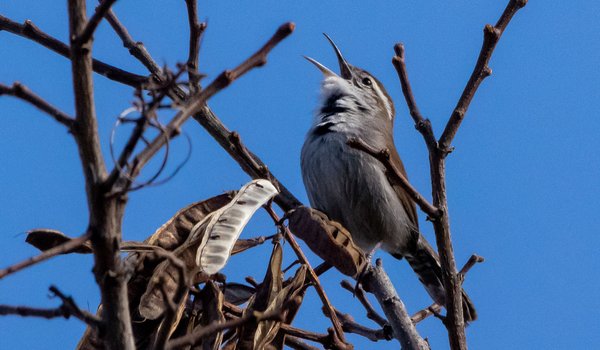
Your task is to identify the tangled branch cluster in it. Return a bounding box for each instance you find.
[0,1,526,349]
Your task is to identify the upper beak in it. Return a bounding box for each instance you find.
[303,34,353,80]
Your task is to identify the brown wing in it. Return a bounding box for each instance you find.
[387,144,419,231]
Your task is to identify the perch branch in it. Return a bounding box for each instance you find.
[0,82,74,129]
[362,260,429,350]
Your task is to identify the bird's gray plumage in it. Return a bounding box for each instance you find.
[301,35,476,322]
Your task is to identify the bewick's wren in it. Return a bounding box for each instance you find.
[301,35,476,322]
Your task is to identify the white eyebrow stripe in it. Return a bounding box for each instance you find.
[372,81,393,120]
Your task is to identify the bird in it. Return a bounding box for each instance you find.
[300,34,476,322]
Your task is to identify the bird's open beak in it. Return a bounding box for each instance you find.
[304,34,353,80]
[303,56,336,77]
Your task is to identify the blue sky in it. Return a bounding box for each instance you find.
[1,1,599,349]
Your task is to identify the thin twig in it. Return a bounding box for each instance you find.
[184,0,207,93]
[285,336,321,350]
[0,15,147,87]
[265,206,348,346]
[340,280,387,327]
[439,0,528,151]
[391,43,437,151]
[0,82,74,129]
[410,303,443,324]
[100,4,168,86]
[346,137,440,219]
[48,286,104,329]
[0,286,103,330]
[459,254,485,280]
[0,231,91,280]
[76,0,118,45]
[335,309,390,342]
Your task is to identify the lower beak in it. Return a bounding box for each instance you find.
[303,56,337,77]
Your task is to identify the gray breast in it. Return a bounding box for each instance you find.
[301,132,413,254]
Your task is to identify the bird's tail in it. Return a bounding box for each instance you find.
[403,239,477,323]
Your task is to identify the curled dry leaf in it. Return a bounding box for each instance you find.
[223,283,256,305]
[196,179,279,275]
[136,194,234,321]
[197,281,226,350]
[25,229,92,254]
[287,206,366,277]
[139,180,277,320]
[237,242,283,349]
[254,265,307,349]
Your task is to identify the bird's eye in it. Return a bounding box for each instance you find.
[362,77,372,86]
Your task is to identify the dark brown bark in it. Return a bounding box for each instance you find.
[67,0,134,348]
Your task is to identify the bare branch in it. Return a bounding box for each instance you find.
[391,43,437,151]
[459,254,485,280]
[410,303,443,324]
[439,0,528,151]
[67,1,134,348]
[127,23,295,184]
[0,286,102,331]
[48,286,104,329]
[76,0,118,45]
[0,15,147,87]
[101,6,168,84]
[0,82,74,129]
[335,309,391,342]
[184,0,207,93]
[362,260,430,350]
[340,280,387,328]
[0,232,91,280]
[285,336,321,350]
[346,137,440,219]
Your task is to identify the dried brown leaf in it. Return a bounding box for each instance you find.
[288,206,366,277]
[237,243,283,349]
[223,283,256,306]
[25,229,92,254]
